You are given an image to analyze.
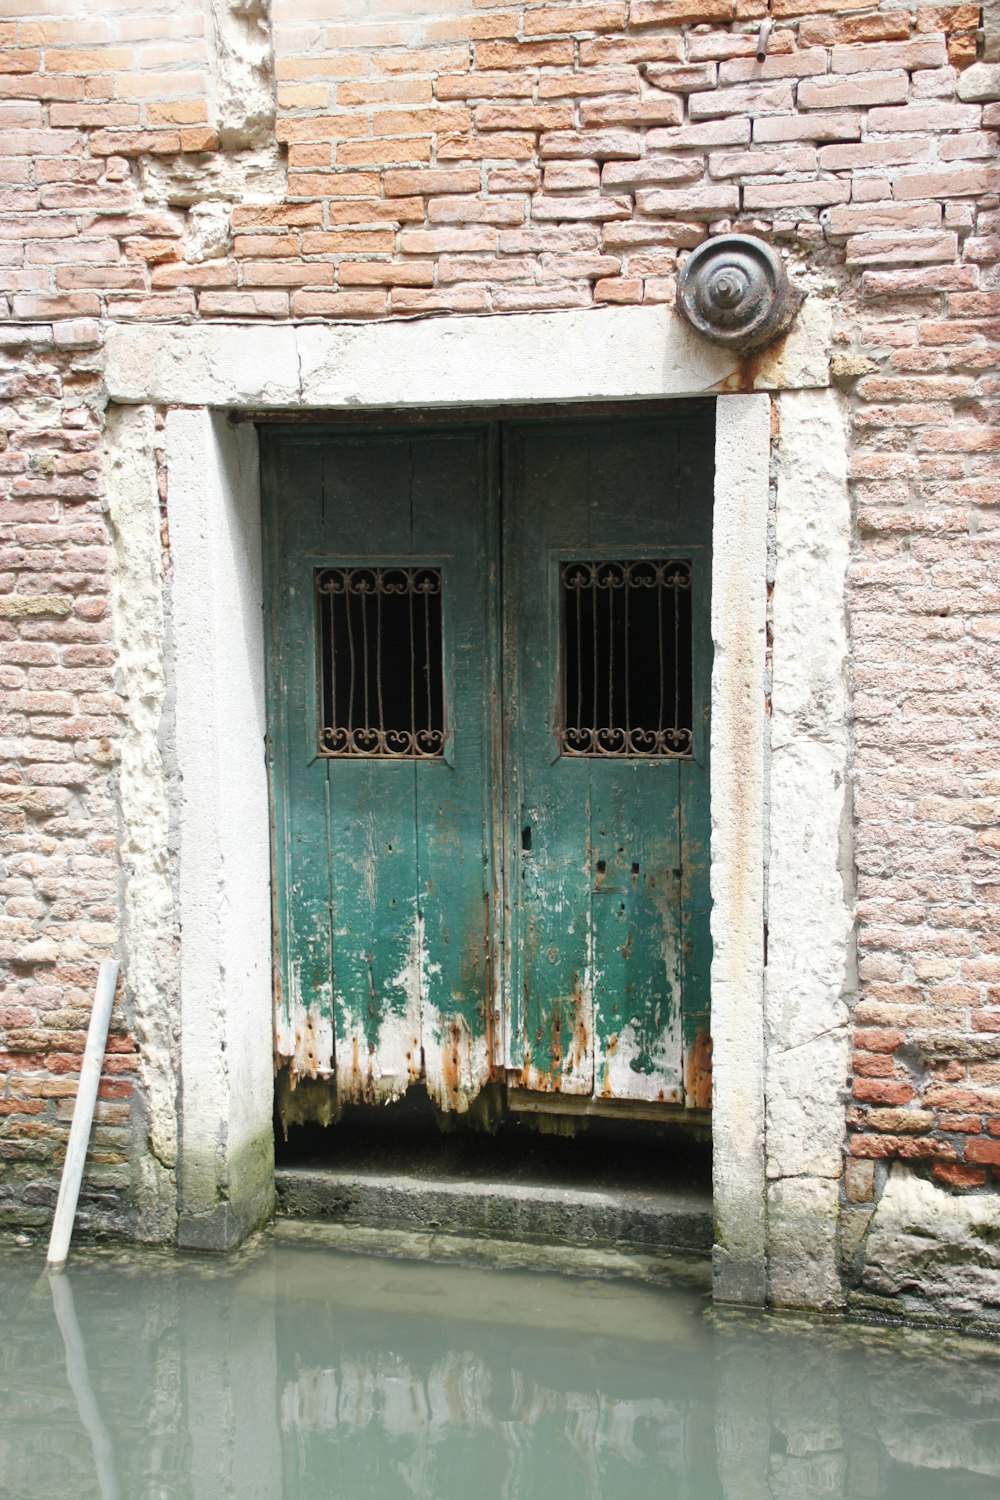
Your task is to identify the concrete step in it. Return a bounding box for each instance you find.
[275,1165,713,1258]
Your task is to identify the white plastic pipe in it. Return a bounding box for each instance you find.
[46,960,120,1268]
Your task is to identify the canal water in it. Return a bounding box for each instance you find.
[1,1237,998,1499]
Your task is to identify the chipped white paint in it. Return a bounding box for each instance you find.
[281,960,334,1083]
[709,394,771,1306]
[104,304,832,411]
[424,1010,488,1115]
[334,911,424,1106]
[104,404,179,1242]
[601,1014,683,1104]
[766,388,853,1310]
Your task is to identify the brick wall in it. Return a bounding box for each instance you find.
[0,0,998,1242]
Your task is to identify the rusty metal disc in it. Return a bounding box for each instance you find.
[676,234,799,352]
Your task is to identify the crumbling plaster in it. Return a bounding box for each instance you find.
[104,405,180,1242]
[858,1164,1000,1330]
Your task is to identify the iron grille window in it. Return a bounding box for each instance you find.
[560,559,693,757]
[316,566,444,757]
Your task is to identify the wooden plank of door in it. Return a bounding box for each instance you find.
[583,420,686,1102]
[411,427,496,1113]
[504,423,595,1094]
[319,435,426,1104]
[506,412,713,1105]
[268,428,495,1109]
[591,763,684,1102]
[262,437,335,1080]
[678,421,715,1109]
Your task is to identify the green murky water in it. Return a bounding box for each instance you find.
[1,1238,998,1499]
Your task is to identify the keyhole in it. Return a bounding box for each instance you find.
[522,825,532,852]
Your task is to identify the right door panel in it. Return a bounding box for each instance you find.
[504,410,714,1105]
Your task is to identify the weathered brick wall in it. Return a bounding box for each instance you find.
[0,0,998,1252]
[0,325,136,1232]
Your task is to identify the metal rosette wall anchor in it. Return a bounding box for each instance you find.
[676,234,800,353]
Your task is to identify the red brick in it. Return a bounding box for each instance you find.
[744,179,851,209]
[826,203,942,235]
[383,168,481,197]
[337,139,434,167]
[689,82,794,119]
[523,4,627,35]
[595,275,642,301]
[539,129,641,159]
[868,102,982,132]
[435,72,534,101]
[197,292,291,317]
[291,290,388,317]
[753,112,861,143]
[326,198,424,225]
[228,204,322,229]
[545,161,601,191]
[831,37,947,73]
[799,14,912,45]
[632,0,735,22]
[531,193,632,221]
[391,286,489,313]
[580,36,684,64]
[602,158,705,189]
[88,129,181,156]
[372,107,469,135]
[916,5,979,32]
[846,231,959,266]
[581,96,685,127]
[437,133,534,161]
[426,196,525,225]
[933,1162,987,1187]
[151,261,237,289]
[538,69,640,100]
[474,104,574,131]
[241,261,335,287]
[400,228,496,254]
[717,52,826,83]
[966,1138,1000,1166]
[475,41,575,68]
[301,230,396,254]
[853,1078,917,1105]
[798,72,910,109]
[635,183,739,218]
[893,166,1000,200]
[339,260,435,287]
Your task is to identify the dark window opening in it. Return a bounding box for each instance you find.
[561,559,693,757]
[317,566,444,757]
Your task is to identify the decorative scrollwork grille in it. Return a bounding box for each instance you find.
[316,566,444,758]
[560,559,693,758]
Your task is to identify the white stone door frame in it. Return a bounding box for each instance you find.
[104,305,853,1305]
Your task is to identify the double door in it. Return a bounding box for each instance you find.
[263,408,713,1116]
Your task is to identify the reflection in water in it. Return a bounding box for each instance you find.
[49,1272,121,1500]
[0,1240,998,1499]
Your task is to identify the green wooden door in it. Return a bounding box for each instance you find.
[263,426,498,1112]
[503,412,713,1106]
[263,408,712,1117]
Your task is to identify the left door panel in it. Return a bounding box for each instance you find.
[262,427,498,1113]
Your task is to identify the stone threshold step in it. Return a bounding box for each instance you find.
[270,1217,713,1289]
[275,1165,713,1257]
